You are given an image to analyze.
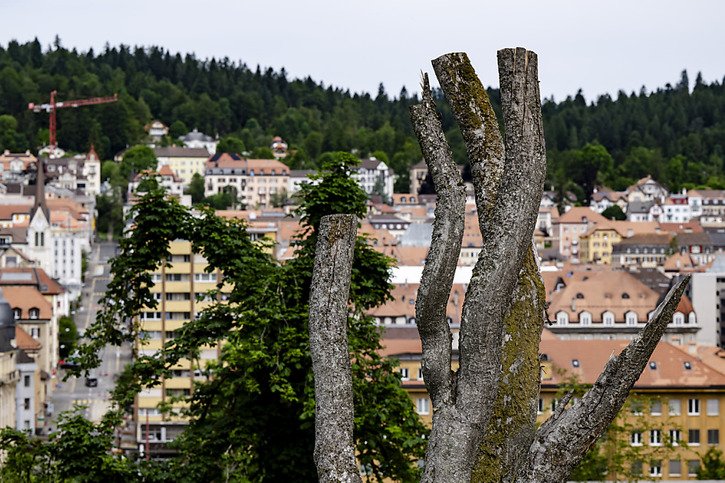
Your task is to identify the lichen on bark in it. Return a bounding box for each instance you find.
[472,246,546,482]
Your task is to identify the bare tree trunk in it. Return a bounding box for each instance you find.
[307,48,691,483]
[308,214,362,483]
[410,49,548,483]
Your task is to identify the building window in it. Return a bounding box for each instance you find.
[649,429,661,446]
[551,399,558,412]
[579,312,592,325]
[556,311,569,326]
[708,429,720,445]
[688,398,700,415]
[400,368,409,381]
[688,429,701,445]
[706,399,719,415]
[649,461,662,477]
[24,375,30,387]
[688,460,700,476]
[30,328,40,338]
[12,308,20,320]
[537,398,543,414]
[669,459,681,476]
[650,400,662,415]
[416,398,430,415]
[630,400,644,415]
[673,312,685,325]
[23,398,30,410]
[417,368,423,380]
[625,311,638,325]
[602,311,615,325]
[631,431,642,446]
[669,429,681,444]
[29,308,39,319]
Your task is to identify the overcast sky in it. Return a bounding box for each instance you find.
[2,0,724,102]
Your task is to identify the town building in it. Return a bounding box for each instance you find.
[287,169,315,196]
[380,332,725,481]
[590,189,627,214]
[352,158,395,201]
[154,147,211,186]
[0,150,36,182]
[579,221,659,264]
[178,129,217,155]
[690,255,725,347]
[270,136,288,159]
[611,233,675,269]
[689,190,725,226]
[204,153,289,208]
[554,207,608,260]
[625,176,669,203]
[545,269,698,345]
[0,290,16,431]
[409,161,428,195]
[146,120,169,142]
[135,240,222,453]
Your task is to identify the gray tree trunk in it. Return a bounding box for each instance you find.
[308,214,362,483]
[308,48,690,483]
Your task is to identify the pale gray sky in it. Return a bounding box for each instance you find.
[2,0,724,101]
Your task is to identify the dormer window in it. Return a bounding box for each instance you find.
[575,293,584,299]
[673,312,685,325]
[622,292,630,299]
[688,312,697,324]
[29,308,39,320]
[572,359,580,368]
[602,311,615,325]
[579,312,592,325]
[556,311,569,326]
[12,308,20,320]
[626,311,638,326]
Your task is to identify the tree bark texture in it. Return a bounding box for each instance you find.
[410,49,547,483]
[308,214,362,483]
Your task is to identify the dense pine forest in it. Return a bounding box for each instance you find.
[1,38,724,199]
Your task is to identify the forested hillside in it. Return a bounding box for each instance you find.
[1,39,724,199]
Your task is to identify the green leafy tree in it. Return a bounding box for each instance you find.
[698,447,725,479]
[121,145,157,179]
[185,172,206,204]
[250,146,275,159]
[601,205,626,221]
[68,151,426,481]
[216,135,245,154]
[168,120,188,140]
[58,315,79,359]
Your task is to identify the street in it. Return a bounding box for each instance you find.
[48,241,131,430]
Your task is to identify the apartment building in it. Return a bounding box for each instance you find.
[204,153,290,208]
[154,146,211,185]
[135,240,224,453]
[381,334,725,481]
[554,207,608,260]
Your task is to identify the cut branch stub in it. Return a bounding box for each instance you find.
[410,74,465,408]
[308,214,361,483]
[525,275,691,482]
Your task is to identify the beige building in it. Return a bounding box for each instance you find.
[154,147,210,185]
[554,207,608,260]
[204,154,289,208]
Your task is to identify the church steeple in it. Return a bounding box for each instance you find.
[32,159,50,221]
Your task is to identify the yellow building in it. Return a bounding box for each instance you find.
[579,220,659,264]
[153,147,211,185]
[135,221,276,454]
[135,240,224,453]
[382,333,725,480]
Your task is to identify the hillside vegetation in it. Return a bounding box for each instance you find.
[1,39,724,198]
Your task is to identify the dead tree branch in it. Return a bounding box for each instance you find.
[525,276,691,482]
[308,214,361,483]
[410,74,465,409]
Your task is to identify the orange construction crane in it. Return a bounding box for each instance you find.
[28,90,118,151]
